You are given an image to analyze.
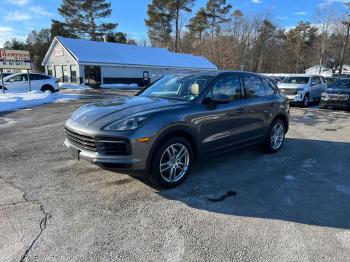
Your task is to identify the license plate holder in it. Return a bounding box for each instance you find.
[70,147,80,160]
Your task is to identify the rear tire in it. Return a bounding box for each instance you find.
[264,119,286,153]
[150,137,193,188]
[41,85,55,93]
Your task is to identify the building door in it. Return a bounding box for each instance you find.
[84,66,101,87]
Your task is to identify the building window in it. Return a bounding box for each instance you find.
[62,65,68,82]
[47,66,53,76]
[70,65,77,83]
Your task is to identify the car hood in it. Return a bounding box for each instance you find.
[71,96,189,127]
[324,88,350,95]
[278,83,306,89]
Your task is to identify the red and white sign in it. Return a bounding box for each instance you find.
[0,49,31,69]
[0,49,30,61]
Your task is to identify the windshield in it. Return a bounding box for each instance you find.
[332,79,350,88]
[325,78,337,84]
[139,74,215,101]
[281,76,310,84]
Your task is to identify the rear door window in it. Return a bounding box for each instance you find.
[261,77,277,96]
[242,74,266,98]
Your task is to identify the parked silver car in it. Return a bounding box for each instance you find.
[278,75,327,107]
[65,71,290,187]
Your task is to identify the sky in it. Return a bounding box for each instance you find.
[0,0,348,47]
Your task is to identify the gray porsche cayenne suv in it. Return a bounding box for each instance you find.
[65,71,289,187]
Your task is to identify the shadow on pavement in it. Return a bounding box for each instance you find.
[158,138,350,229]
[291,107,350,127]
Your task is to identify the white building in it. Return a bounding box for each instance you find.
[305,64,350,77]
[42,36,218,87]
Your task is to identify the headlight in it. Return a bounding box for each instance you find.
[103,115,149,131]
[296,87,304,92]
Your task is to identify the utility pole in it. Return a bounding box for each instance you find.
[339,21,350,74]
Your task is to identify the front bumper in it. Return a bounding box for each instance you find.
[286,93,304,102]
[320,98,350,109]
[64,119,155,170]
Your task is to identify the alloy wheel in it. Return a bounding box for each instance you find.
[270,122,285,150]
[159,143,190,183]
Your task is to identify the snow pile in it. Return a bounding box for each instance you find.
[0,91,79,112]
[100,83,141,89]
[59,83,91,90]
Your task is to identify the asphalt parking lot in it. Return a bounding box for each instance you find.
[0,89,350,262]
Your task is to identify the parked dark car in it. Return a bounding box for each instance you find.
[64,71,290,187]
[324,77,337,85]
[320,78,350,110]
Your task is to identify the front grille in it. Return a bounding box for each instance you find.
[328,94,350,101]
[280,89,297,96]
[65,128,96,151]
[65,128,131,155]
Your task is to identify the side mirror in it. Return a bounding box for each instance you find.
[212,94,231,104]
[203,94,230,109]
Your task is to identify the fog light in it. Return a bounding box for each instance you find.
[136,137,152,143]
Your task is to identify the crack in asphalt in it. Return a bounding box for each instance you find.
[0,177,52,262]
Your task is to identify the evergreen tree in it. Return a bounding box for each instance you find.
[187,8,208,41]
[3,39,27,50]
[105,32,127,44]
[169,0,195,52]
[58,0,117,40]
[253,19,277,72]
[145,0,173,48]
[205,0,232,38]
[50,20,77,40]
[285,21,318,73]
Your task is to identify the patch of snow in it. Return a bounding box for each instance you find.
[100,83,141,89]
[335,185,350,196]
[0,91,79,112]
[59,83,91,90]
[0,117,16,129]
[302,158,316,168]
[285,175,296,181]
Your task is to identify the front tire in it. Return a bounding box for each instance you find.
[319,103,327,109]
[301,94,309,108]
[264,119,286,153]
[150,137,193,188]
